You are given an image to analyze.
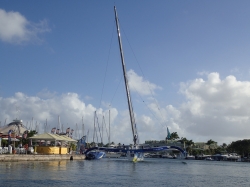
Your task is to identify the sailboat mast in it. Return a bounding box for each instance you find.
[109,109,110,145]
[114,6,138,145]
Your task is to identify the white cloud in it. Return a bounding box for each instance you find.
[0,91,143,145]
[1,72,250,146]
[125,72,250,145]
[178,72,250,144]
[0,9,50,44]
[0,92,96,138]
[127,69,162,96]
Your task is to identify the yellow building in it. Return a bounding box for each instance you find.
[29,133,77,155]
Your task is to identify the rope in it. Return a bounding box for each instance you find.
[121,25,168,129]
[98,21,116,109]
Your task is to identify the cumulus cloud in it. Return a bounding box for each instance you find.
[0,8,50,44]
[0,92,100,139]
[0,91,146,144]
[127,69,162,96]
[125,72,250,145]
[1,72,249,145]
[177,72,250,144]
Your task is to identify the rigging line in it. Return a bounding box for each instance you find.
[96,115,103,143]
[102,116,109,143]
[98,20,116,109]
[93,112,100,144]
[120,25,167,126]
[109,74,123,106]
[130,84,167,128]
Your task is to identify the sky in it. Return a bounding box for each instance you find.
[1,1,250,146]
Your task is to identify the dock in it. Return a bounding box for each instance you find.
[0,154,86,162]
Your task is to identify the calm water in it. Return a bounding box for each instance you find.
[0,158,249,187]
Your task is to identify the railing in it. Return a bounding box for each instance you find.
[0,147,9,154]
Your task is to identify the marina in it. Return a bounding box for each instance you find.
[1,7,250,187]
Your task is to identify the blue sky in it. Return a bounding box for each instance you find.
[1,1,250,145]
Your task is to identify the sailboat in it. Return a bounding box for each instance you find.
[84,6,186,162]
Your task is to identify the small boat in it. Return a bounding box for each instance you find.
[185,155,196,160]
[205,157,213,161]
[162,154,175,159]
[86,151,106,160]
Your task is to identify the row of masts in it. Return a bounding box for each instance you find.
[1,111,112,144]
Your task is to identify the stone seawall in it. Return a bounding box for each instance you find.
[0,154,85,162]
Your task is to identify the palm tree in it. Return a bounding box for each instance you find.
[170,132,179,140]
[178,137,194,154]
[221,143,227,149]
[186,139,194,155]
[90,142,96,147]
[206,139,217,155]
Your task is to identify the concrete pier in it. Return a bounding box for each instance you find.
[0,154,86,162]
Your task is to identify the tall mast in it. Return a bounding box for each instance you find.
[82,116,84,137]
[114,6,138,145]
[109,109,110,145]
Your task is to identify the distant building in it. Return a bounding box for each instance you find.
[145,140,184,149]
[194,142,218,150]
[0,119,29,139]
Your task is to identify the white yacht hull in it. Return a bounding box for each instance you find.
[105,152,122,158]
[127,151,144,162]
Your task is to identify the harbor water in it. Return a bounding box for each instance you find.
[0,158,249,187]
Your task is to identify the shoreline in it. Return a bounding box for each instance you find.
[0,154,86,162]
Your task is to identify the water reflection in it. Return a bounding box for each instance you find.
[0,159,250,187]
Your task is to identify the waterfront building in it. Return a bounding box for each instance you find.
[194,142,218,150]
[0,119,29,142]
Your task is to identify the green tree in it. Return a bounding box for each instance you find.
[186,139,194,155]
[206,139,217,155]
[178,137,188,144]
[206,139,216,145]
[104,143,109,147]
[178,138,194,155]
[221,143,227,149]
[1,139,7,147]
[187,140,194,147]
[169,132,179,140]
[70,142,77,151]
[90,142,96,147]
[227,139,250,156]
[98,142,104,147]
[22,130,38,146]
